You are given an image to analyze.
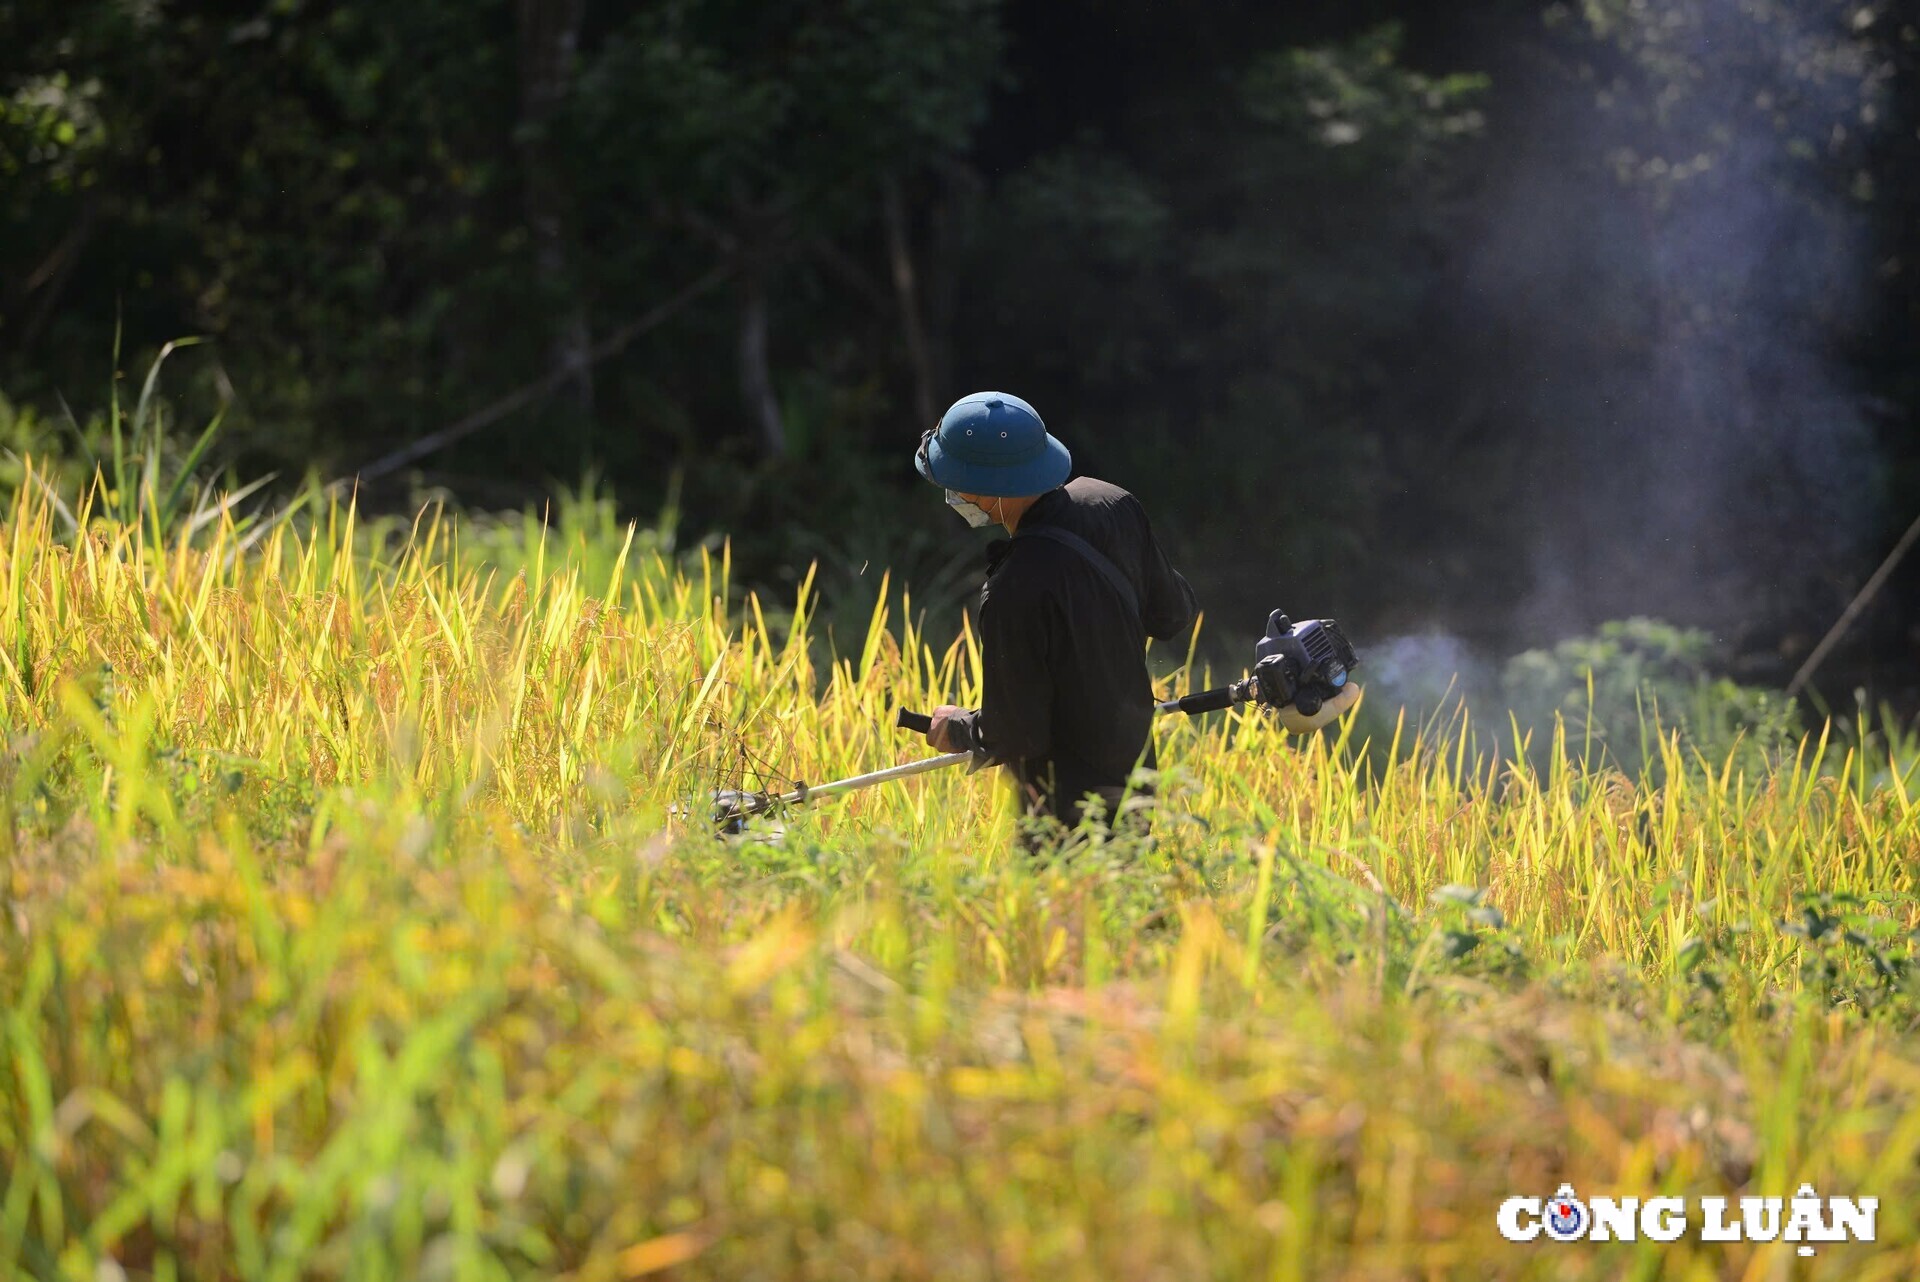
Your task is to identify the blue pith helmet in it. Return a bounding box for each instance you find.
[914,392,1071,497]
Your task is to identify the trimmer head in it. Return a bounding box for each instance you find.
[664,791,789,844]
[708,789,770,834]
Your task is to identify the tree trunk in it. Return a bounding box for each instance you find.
[739,273,785,457]
[882,178,936,427]
[516,0,592,415]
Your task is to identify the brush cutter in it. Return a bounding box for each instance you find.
[700,610,1358,833]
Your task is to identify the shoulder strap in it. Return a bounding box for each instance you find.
[1016,524,1141,621]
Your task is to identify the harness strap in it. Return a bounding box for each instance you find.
[1015,524,1141,622]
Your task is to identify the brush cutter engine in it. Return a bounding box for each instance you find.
[1250,611,1359,716]
[1158,611,1359,718]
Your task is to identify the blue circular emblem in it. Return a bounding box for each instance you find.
[1543,1185,1587,1241]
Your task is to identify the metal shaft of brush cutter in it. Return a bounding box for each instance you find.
[762,752,975,812]
[709,746,974,827]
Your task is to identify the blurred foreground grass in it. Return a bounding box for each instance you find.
[2,460,1918,1281]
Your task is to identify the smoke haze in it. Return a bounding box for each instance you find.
[1454,0,1887,645]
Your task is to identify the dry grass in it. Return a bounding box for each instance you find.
[2,460,1917,1280]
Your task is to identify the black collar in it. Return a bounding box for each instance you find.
[984,487,1069,574]
[1018,487,1071,530]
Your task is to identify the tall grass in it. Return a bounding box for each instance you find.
[1,461,1917,1280]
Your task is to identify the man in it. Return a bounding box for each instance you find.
[914,390,1359,836]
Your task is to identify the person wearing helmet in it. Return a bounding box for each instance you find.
[914,392,1360,840]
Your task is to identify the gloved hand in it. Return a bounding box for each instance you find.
[927,704,974,752]
[1276,682,1361,733]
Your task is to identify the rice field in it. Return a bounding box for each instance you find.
[2,461,1917,1280]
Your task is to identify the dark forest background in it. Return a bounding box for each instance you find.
[4,0,1919,705]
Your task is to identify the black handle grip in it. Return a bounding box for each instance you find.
[1175,687,1238,715]
[896,709,933,734]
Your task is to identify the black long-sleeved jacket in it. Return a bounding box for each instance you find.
[947,477,1198,821]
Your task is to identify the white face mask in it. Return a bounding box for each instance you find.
[945,489,999,529]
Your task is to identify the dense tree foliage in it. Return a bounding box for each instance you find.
[3,0,1917,690]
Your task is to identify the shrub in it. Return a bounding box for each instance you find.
[1501,616,1800,778]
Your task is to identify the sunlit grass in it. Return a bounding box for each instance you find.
[2,458,1917,1280]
